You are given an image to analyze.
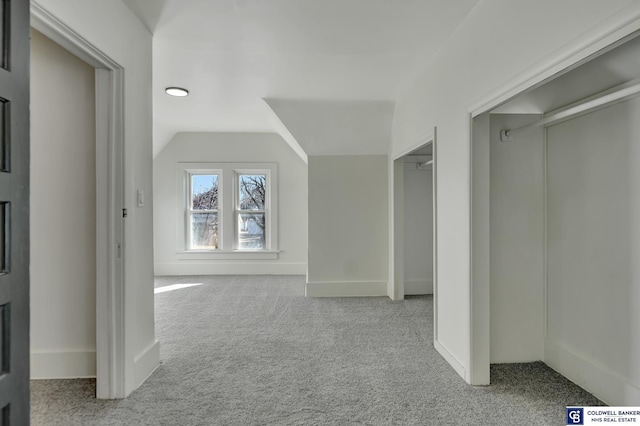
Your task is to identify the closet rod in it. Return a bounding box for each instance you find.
[500,80,640,141]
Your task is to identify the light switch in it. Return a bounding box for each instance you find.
[137,189,144,207]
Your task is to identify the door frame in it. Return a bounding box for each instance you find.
[390,129,437,316]
[467,8,640,386]
[31,3,126,399]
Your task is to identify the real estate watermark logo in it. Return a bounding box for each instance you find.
[567,408,584,425]
[566,407,640,425]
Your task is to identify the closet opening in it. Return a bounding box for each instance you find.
[401,143,434,296]
[471,30,640,404]
[391,131,437,304]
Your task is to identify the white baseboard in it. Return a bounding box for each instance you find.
[31,350,96,379]
[132,340,160,391]
[544,338,640,405]
[405,279,433,295]
[434,339,467,382]
[154,262,307,276]
[305,281,388,297]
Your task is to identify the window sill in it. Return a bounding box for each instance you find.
[176,250,280,260]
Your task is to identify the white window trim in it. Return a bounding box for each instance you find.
[176,162,279,260]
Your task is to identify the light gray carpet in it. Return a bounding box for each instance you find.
[31,275,602,425]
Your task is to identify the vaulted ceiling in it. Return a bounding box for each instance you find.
[120,0,480,156]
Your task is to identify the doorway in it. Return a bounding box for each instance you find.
[470,31,640,404]
[30,4,127,398]
[391,130,437,303]
[401,144,434,296]
[30,29,98,382]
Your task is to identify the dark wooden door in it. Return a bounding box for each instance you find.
[0,0,30,423]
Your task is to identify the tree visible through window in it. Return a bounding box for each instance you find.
[190,174,219,249]
[237,174,267,249]
[180,163,277,254]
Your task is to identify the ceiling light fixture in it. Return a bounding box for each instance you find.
[165,87,189,97]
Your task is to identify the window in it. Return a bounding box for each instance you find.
[177,162,278,259]
[236,173,268,250]
[188,173,220,250]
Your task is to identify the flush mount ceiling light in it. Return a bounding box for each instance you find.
[165,87,189,97]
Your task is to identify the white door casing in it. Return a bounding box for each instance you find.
[31,2,126,399]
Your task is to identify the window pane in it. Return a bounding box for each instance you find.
[191,212,219,249]
[237,212,265,250]
[192,174,218,210]
[238,174,266,210]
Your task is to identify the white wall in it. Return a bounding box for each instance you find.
[264,99,394,156]
[154,132,308,275]
[545,97,640,405]
[391,0,640,383]
[489,114,544,363]
[307,155,388,297]
[34,0,156,395]
[30,30,96,378]
[403,165,433,295]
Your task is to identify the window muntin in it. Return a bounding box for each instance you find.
[236,173,268,250]
[188,173,220,249]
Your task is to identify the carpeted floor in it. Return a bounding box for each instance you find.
[31,275,602,425]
